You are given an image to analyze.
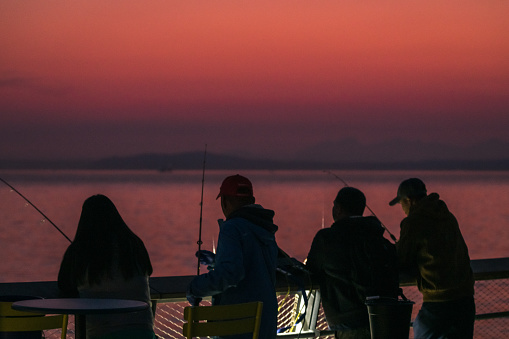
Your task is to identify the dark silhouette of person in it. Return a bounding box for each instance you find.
[389,178,475,339]
[58,194,155,339]
[307,187,399,339]
[187,175,279,339]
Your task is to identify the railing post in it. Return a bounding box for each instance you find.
[307,290,321,332]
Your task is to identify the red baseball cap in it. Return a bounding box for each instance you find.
[216,174,254,199]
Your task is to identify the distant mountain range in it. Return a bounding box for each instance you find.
[296,138,509,163]
[2,139,509,170]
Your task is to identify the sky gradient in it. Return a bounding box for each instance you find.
[1,1,508,161]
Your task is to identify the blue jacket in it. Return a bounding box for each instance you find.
[189,204,279,339]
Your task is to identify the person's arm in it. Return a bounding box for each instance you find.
[305,230,325,277]
[57,246,79,297]
[189,221,245,297]
[396,218,419,277]
[139,240,153,276]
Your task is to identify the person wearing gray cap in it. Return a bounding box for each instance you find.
[389,178,475,339]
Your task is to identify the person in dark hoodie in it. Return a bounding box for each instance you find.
[389,178,475,339]
[307,187,399,339]
[187,174,279,339]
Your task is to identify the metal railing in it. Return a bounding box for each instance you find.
[1,257,508,338]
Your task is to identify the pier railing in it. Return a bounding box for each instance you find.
[1,257,508,339]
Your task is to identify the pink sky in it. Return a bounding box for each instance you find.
[1,1,508,160]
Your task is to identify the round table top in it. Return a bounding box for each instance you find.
[11,298,149,315]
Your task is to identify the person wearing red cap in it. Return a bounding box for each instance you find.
[187,174,280,339]
[390,178,475,339]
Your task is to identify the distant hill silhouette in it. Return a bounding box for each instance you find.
[87,153,508,171]
[1,139,508,170]
[296,138,509,163]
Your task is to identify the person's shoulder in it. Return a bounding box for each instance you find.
[220,217,251,234]
[62,243,77,257]
[401,210,432,235]
[312,227,337,241]
[222,216,246,226]
[401,213,420,226]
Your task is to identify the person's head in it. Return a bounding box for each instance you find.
[389,178,427,215]
[216,174,255,217]
[75,194,128,241]
[333,187,366,221]
[72,194,152,283]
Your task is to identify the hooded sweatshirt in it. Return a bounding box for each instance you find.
[306,216,396,329]
[397,193,474,302]
[189,204,279,339]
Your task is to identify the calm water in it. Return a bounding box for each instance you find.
[0,169,508,283]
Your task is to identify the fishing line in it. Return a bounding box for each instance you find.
[196,144,207,277]
[0,177,72,243]
[323,170,397,242]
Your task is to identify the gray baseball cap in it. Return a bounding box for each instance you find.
[389,178,427,206]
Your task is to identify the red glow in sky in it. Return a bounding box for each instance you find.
[1,1,508,161]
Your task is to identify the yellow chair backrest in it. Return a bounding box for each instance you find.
[183,301,263,339]
[0,300,68,339]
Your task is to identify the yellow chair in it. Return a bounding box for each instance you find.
[0,299,68,339]
[183,301,263,339]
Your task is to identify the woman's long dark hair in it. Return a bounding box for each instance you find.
[64,194,152,286]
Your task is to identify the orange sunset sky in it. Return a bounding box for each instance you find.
[1,1,508,162]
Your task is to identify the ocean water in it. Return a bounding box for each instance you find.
[0,169,508,283]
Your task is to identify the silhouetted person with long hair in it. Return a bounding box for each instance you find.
[58,194,155,339]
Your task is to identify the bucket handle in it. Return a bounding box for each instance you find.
[399,288,409,302]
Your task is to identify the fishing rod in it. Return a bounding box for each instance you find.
[0,177,72,243]
[323,170,397,242]
[196,144,207,276]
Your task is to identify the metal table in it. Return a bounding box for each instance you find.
[12,298,149,339]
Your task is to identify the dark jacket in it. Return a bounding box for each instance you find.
[397,193,474,302]
[189,204,279,339]
[306,216,395,329]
